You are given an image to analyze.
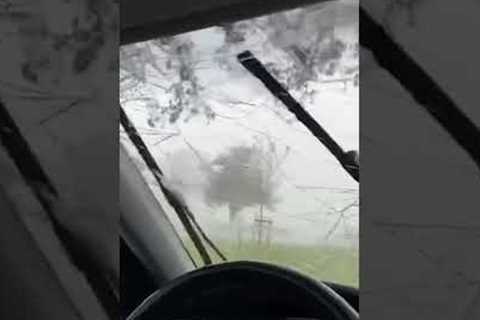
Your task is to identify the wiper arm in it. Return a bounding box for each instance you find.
[237,51,359,183]
[360,7,480,172]
[0,98,119,319]
[120,107,226,265]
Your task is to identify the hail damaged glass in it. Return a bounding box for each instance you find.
[121,0,359,287]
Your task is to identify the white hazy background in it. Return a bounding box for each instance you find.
[121,1,359,248]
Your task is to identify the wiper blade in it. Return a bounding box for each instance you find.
[120,107,227,265]
[237,51,359,183]
[360,7,480,172]
[0,98,119,319]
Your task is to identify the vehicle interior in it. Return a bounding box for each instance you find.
[120,0,359,319]
[2,1,479,319]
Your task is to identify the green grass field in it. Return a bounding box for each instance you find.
[184,239,359,287]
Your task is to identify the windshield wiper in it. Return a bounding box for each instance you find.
[0,98,119,319]
[360,7,480,172]
[238,51,359,183]
[120,107,227,266]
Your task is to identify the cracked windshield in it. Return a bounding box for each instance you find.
[121,0,359,287]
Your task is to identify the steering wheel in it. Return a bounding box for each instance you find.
[128,261,359,320]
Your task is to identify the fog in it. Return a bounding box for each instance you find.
[121,1,359,248]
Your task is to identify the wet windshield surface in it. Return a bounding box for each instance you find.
[120,1,359,287]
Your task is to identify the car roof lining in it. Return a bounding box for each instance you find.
[120,0,330,45]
